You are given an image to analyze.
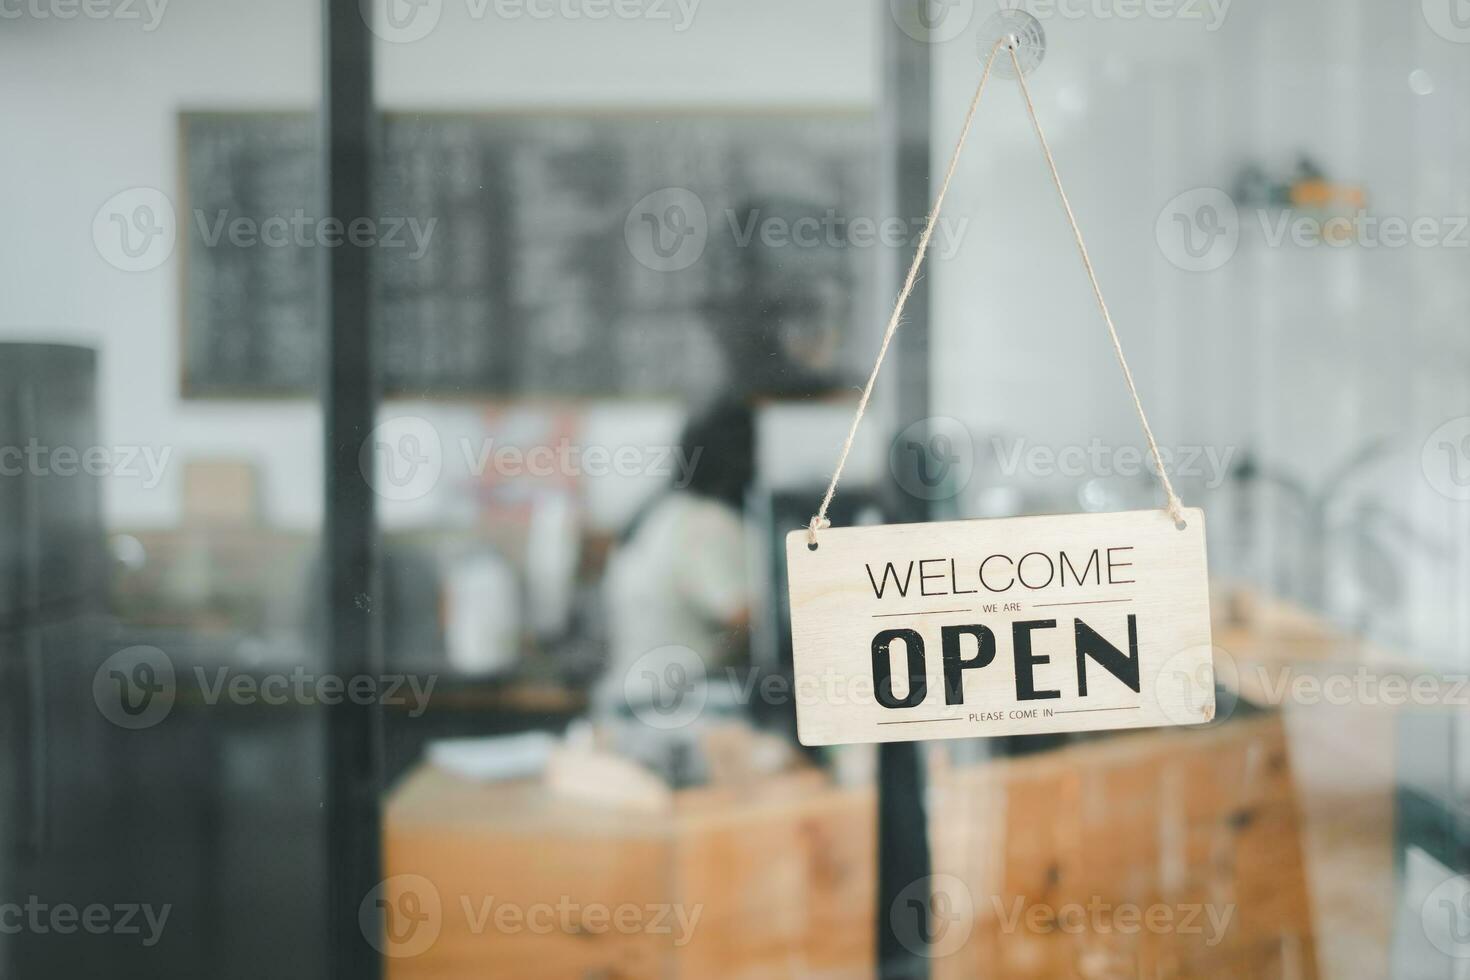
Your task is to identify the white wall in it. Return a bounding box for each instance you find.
[929,0,1470,665]
[0,0,876,530]
[929,7,1255,517]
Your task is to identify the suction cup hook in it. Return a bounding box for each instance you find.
[977,9,1046,78]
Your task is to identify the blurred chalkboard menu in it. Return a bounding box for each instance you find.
[181,112,874,398]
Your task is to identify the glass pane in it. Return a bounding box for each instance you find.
[0,5,327,978]
[929,3,1470,979]
[8,2,1468,979]
[365,3,885,978]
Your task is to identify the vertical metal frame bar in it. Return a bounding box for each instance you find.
[322,1,383,977]
[878,3,934,978]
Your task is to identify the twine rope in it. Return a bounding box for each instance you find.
[807,39,1184,548]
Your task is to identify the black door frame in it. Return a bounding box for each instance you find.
[878,4,937,977]
[321,1,383,978]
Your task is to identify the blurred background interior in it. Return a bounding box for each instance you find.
[1,0,1469,977]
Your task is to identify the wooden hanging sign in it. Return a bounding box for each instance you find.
[786,508,1214,746]
[787,38,1214,745]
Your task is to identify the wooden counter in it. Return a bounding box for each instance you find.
[381,589,1400,979]
[384,765,876,979]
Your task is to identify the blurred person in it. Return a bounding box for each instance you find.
[596,397,756,735]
